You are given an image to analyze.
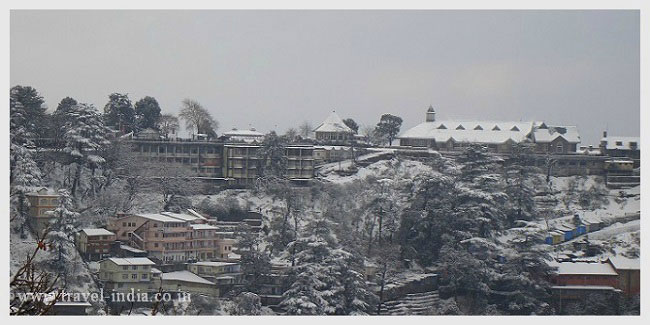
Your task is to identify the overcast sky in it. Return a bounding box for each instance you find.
[11,10,639,145]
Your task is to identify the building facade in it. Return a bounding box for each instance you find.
[98,257,156,294]
[313,111,355,143]
[25,188,59,237]
[398,106,580,154]
[76,228,116,261]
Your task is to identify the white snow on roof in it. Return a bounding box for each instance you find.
[105,257,155,266]
[607,257,640,270]
[551,285,619,291]
[398,120,534,144]
[161,271,215,285]
[601,136,640,150]
[556,262,618,276]
[223,128,264,137]
[135,213,183,223]
[192,261,238,267]
[81,228,115,236]
[160,211,203,222]
[186,209,208,220]
[190,224,218,230]
[533,125,580,143]
[314,111,354,133]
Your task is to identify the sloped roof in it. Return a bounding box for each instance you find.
[398,120,534,144]
[533,125,580,143]
[222,128,264,137]
[314,111,354,133]
[105,257,155,266]
[557,262,618,276]
[161,271,215,285]
[81,228,115,236]
[601,136,640,150]
[607,257,640,270]
[192,261,238,267]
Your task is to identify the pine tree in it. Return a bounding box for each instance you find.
[504,143,542,225]
[47,189,79,273]
[103,93,135,133]
[10,145,43,235]
[280,218,344,315]
[62,103,109,197]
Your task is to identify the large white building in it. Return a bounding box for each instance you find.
[398,105,580,154]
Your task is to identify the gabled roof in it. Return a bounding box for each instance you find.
[398,120,535,144]
[222,128,264,137]
[607,257,640,270]
[601,136,640,150]
[104,257,155,266]
[533,125,580,144]
[313,111,354,133]
[161,271,215,285]
[81,228,115,236]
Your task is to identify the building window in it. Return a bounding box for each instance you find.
[142,274,148,279]
[122,274,128,279]
[132,274,137,279]
[132,265,137,270]
[122,266,128,271]
[556,145,563,153]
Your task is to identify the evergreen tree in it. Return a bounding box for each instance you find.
[62,103,109,196]
[103,93,135,133]
[280,218,345,315]
[257,131,288,179]
[235,224,271,293]
[504,143,542,224]
[374,114,403,146]
[10,85,47,139]
[134,96,162,130]
[47,189,79,273]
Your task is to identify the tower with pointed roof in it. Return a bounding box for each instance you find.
[426,105,436,122]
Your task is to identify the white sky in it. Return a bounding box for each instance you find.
[10,10,639,144]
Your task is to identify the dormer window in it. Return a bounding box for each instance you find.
[616,141,623,146]
[474,125,483,130]
[456,125,465,130]
[492,126,501,131]
[437,124,447,129]
[510,126,520,131]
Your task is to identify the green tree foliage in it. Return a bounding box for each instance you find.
[10,85,47,139]
[374,114,403,146]
[134,96,162,130]
[103,93,135,133]
[342,118,359,134]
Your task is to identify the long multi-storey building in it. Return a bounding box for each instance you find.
[125,132,315,185]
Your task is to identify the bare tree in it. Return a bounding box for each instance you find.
[157,114,180,139]
[179,99,219,137]
[298,121,313,138]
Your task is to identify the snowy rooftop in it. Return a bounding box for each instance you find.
[222,128,264,137]
[160,211,205,222]
[398,120,535,144]
[119,244,146,254]
[81,228,115,236]
[190,224,218,230]
[105,257,155,266]
[533,125,580,143]
[556,262,618,276]
[135,213,185,223]
[161,271,215,285]
[601,136,640,150]
[314,111,354,133]
[607,257,640,270]
[551,285,619,291]
[192,261,238,267]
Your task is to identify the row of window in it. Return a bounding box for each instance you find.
[121,273,148,280]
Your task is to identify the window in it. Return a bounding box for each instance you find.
[122,266,128,271]
[132,274,137,279]
[154,243,159,248]
[510,126,520,131]
[616,141,623,146]
[132,265,137,270]
[437,124,447,129]
[455,125,465,130]
[122,274,128,279]
[142,274,148,279]
[474,125,483,130]
[123,222,127,227]
[492,126,501,131]
[556,145,563,153]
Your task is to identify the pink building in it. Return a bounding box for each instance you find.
[107,211,227,263]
